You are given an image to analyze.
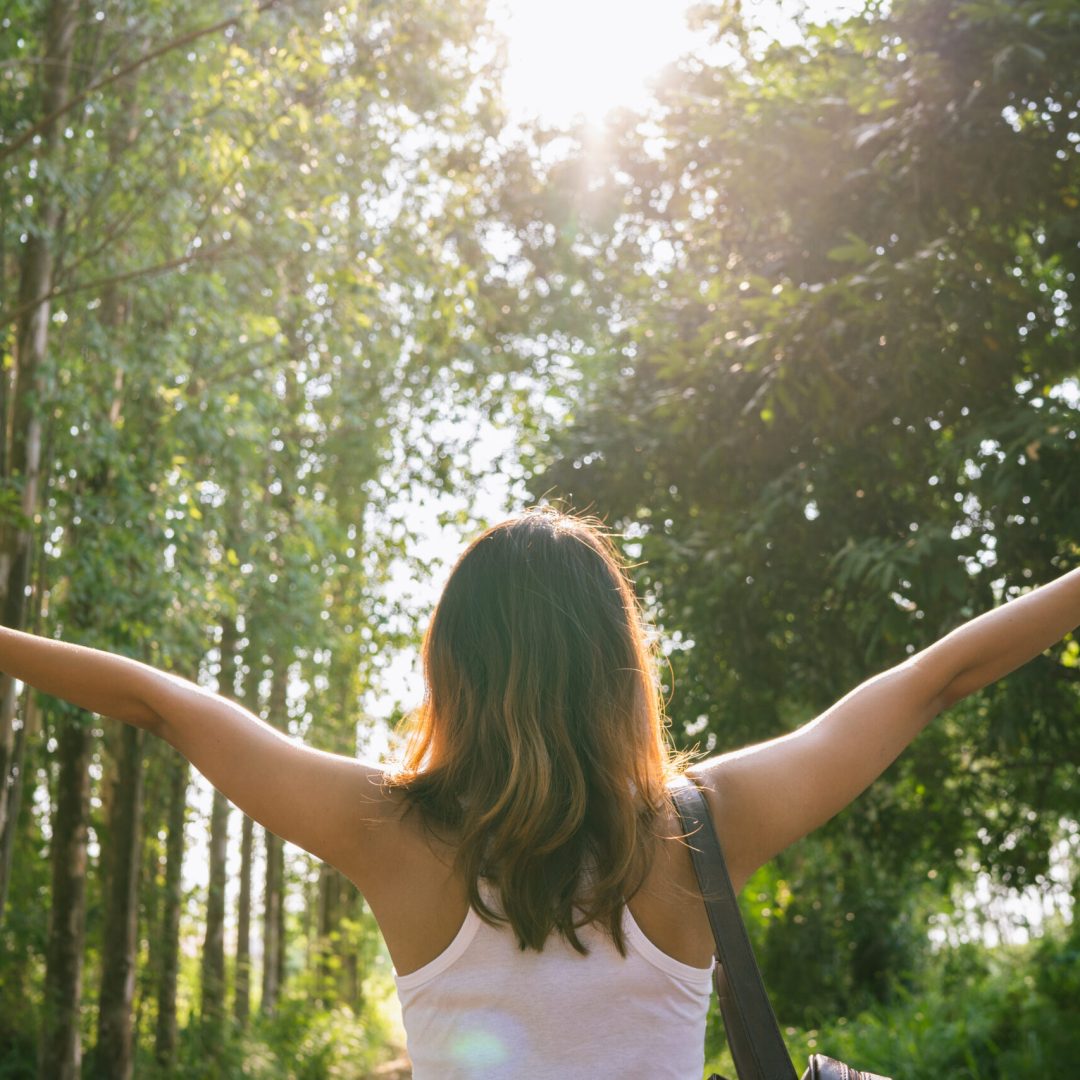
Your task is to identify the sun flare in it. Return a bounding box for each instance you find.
[496,0,703,125]
[495,0,866,125]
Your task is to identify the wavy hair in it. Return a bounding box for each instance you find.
[385,506,692,956]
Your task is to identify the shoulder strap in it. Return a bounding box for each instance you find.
[670,779,798,1080]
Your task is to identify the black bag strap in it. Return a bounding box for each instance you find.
[670,778,798,1080]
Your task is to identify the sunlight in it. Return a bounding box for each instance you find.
[495,0,703,125]
[495,0,865,125]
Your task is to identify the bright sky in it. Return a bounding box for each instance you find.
[495,0,705,125]
[493,0,865,125]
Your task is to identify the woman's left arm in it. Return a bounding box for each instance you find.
[688,563,1080,891]
[0,626,398,888]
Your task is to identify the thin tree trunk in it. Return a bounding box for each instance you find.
[276,838,287,992]
[90,723,145,1080]
[0,0,80,1020]
[0,690,38,925]
[345,889,364,1013]
[37,709,92,1080]
[0,474,49,924]
[0,678,20,847]
[260,658,288,1015]
[316,861,342,1006]
[154,751,188,1069]
[132,741,168,1055]
[0,690,41,1014]
[201,784,231,1028]
[234,811,254,1028]
[89,226,143,1075]
[200,614,239,1036]
[261,827,283,1015]
[233,631,261,1027]
[303,862,315,978]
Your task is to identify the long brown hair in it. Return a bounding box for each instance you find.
[385,506,692,956]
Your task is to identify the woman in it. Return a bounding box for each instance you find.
[2,506,1078,1078]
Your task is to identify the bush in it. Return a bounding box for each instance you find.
[704,926,1080,1079]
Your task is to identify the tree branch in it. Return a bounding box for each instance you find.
[56,88,306,296]
[69,105,211,240]
[0,0,282,164]
[0,241,242,329]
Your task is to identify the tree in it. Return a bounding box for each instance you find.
[153,751,188,1070]
[198,614,237,1040]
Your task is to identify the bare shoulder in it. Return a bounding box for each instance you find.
[148,674,420,893]
[682,765,755,895]
[684,658,945,888]
[624,796,717,968]
[333,778,436,892]
[346,794,470,975]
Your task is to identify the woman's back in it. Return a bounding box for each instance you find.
[358,790,721,1079]
[394,874,712,1079]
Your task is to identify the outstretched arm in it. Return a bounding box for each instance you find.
[688,565,1080,892]
[0,628,399,889]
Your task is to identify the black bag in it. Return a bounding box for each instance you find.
[670,781,892,1080]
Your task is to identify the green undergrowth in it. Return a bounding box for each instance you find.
[704,924,1080,1079]
[134,962,405,1080]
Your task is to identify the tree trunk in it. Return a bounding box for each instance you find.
[345,888,365,1013]
[233,811,254,1028]
[0,0,79,857]
[2,0,83,1044]
[0,478,49,925]
[233,630,262,1027]
[260,657,288,1015]
[316,862,342,1006]
[154,751,188,1070]
[304,861,316,977]
[90,723,145,1080]
[0,690,41,1017]
[201,783,231,1029]
[0,689,39,925]
[276,837,287,993]
[37,708,92,1080]
[0,677,21,849]
[261,827,284,1015]
[132,741,168,1055]
[200,614,239,1036]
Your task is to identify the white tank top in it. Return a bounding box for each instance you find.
[394,878,714,1079]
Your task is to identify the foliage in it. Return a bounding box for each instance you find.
[704,920,1080,1079]
[159,982,398,1080]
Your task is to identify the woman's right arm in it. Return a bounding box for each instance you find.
[688,564,1080,892]
[0,626,160,728]
[0,626,400,890]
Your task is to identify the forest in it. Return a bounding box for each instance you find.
[0,0,1078,1077]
